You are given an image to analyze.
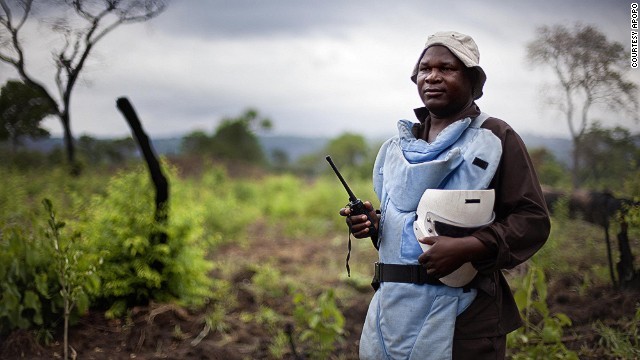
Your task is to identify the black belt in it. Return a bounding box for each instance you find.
[371,262,443,290]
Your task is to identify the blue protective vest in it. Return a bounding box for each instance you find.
[359,113,502,360]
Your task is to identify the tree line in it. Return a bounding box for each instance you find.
[1,7,639,189]
[2,100,639,195]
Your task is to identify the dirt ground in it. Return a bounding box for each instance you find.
[2,230,639,360]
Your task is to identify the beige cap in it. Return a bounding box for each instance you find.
[410,31,487,100]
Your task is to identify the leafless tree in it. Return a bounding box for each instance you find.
[0,0,166,172]
[526,23,639,188]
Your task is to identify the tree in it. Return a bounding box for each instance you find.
[210,108,272,165]
[528,147,569,189]
[325,133,368,168]
[181,130,210,155]
[526,23,639,188]
[180,108,272,166]
[323,132,372,179]
[0,0,166,171]
[76,134,136,165]
[577,124,639,190]
[0,79,54,150]
[269,148,290,172]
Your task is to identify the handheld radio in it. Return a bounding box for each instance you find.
[326,155,377,276]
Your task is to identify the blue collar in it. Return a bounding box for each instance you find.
[397,118,472,163]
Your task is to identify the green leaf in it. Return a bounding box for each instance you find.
[534,267,547,300]
[35,273,49,297]
[42,198,52,212]
[542,320,561,343]
[22,290,41,311]
[0,289,20,318]
[554,313,572,327]
[513,288,528,310]
[309,314,320,328]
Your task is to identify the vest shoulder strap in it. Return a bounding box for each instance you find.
[470,112,490,128]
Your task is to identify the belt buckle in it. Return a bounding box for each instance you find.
[371,262,382,291]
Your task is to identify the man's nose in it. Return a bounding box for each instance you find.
[426,69,442,82]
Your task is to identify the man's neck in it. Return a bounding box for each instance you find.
[430,102,474,127]
[427,102,476,142]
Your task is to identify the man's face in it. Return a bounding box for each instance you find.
[415,45,474,117]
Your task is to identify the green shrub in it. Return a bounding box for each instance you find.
[507,264,578,360]
[195,166,260,246]
[78,166,213,317]
[0,226,56,336]
[0,200,98,342]
[293,289,345,360]
[268,330,290,359]
[0,149,55,171]
[594,305,640,359]
[253,174,376,238]
[249,263,287,303]
[535,198,612,284]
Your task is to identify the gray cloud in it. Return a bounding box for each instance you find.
[4,0,639,140]
[155,1,369,39]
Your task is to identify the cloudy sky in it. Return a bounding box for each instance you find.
[1,0,638,140]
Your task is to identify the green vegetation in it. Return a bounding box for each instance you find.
[0,80,54,151]
[43,198,98,360]
[594,307,640,359]
[77,166,214,317]
[0,123,639,358]
[507,264,578,360]
[182,108,272,166]
[293,289,345,360]
[0,161,352,346]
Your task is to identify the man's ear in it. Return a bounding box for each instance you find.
[466,68,478,97]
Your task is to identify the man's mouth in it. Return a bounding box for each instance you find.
[424,88,445,96]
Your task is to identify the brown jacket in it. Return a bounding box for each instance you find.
[414,105,551,339]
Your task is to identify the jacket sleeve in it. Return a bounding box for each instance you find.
[471,119,550,273]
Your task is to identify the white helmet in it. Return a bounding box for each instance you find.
[413,189,495,287]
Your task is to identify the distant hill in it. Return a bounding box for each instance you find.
[10,133,574,165]
[258,135,329,162]
[151,137,183,155]
[520,134,573,166]
[147,135,330,161]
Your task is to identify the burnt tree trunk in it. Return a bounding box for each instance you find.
[603,222,617,288]
[59,111,80,175]
[116,97,169,246]
[617,220,639,289]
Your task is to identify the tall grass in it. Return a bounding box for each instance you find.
[0,163,374,333]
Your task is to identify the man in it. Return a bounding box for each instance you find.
[340,31,549,359]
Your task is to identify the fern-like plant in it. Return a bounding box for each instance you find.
[79,167,213,318]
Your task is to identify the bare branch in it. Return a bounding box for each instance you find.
[1,0,167,166]
[0,1,13,27]
[14,0,31,29]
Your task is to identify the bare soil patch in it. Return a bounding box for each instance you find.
[2,231,638,359]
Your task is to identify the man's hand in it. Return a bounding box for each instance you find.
[339,201,379,238]
[418,235,488,278]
